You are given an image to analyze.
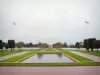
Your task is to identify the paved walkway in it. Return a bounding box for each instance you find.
[0,66,100,75]
[70,51,100,62]
[0,52,28,61]
[41,49,47,51]
[54,48,59,51]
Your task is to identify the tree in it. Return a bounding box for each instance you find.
[28,42,33,47]
[84,39,89,51]
[53,42,63,48]
[16,42,25,51]
[5,43,8,49]
[16,42,25,48]
[93,40,100,52]
[34,44,37,47]
[83,38,96,52]
[24,43,28,48]
[63,42,68,48]
[80,42,83,48]
[88,38,96,52]
[2,42,6,47]
[0,40,3,50]
[37,42,48,48]
[75,42,80,49]
[69,44,75,48]
[8,40,15,51]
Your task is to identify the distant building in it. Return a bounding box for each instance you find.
[49,45,52,48]
[53,42,63,48]
[36,42,48,48]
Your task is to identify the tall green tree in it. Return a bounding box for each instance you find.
[63,42,68,48]
[75,42,80,49]
[28,42,34,47]
[16,42,25,48]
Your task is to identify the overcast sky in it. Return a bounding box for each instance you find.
[0,0,100,45]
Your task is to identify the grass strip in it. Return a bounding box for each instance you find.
[0,48,42,56]
[22,48,43,51]
[63,51,92,61]
[45,48,57,51]
[0,62,100,66]
[0,50,22,56]
[0,51,36,62]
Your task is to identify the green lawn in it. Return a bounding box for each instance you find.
[22,48,43,51]
[60,50,92,61]
[0,51,36,62]
[44,48,57,51]
[76,50,100,57]
[57,48,69,51]
[0,49,42,56]
[0,62,100,66]
[0,48,99,66]
[0,50,23,56]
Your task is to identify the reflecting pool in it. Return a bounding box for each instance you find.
[22,54,74,63]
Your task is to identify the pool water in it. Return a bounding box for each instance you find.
[22,54,74,63]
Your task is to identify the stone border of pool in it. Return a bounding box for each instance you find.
[63,53,79,62]
[37,51,62,54]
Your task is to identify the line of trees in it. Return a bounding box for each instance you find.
[35,42,48,48]
[74,42,83,49]
[16,42,49,48]
[0,40,49,51]
[0,40,15,51]
[0,40,3,49]
[1,38,100,52]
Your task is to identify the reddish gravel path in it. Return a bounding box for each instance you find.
[0,66,100,75]
[70,51,100,62]
[0,52,28,61]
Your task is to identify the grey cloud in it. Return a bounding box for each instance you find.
[0,0,100,45]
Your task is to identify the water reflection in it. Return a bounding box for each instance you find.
[37,54,43,63]
[37,54,43,59]
[57,54,62,59]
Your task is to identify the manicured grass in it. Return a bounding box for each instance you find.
[62,51,92,61]
[0,48,98,66]
[0,62,100,66]
[76,50,100,57]
[0,51,36,62]
[0,49,42,56]
[57,48,69,51]
[44,48,57,51]
[0,50,23,56]
[54,48,92,61]
[22,48,43,51]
